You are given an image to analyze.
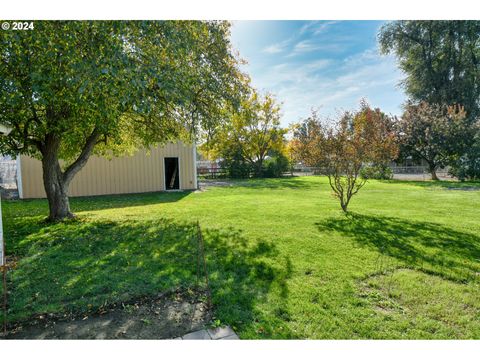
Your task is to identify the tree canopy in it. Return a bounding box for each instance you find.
[398,102,468,180]
[291,101,398,212]
[379,20,480,180]
[379,20,480,121]
[0,20,246,220]
[202,90,287,177]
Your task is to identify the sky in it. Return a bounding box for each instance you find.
[230,20,406,127]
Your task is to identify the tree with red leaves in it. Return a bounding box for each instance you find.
[291,101,398,212]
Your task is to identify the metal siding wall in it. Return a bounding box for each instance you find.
[20,142,196,199]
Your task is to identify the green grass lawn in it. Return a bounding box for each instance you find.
[2,176,480,339]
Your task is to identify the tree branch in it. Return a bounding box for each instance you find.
[63,128,100,184]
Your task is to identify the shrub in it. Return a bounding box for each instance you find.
[360,164,393,180]
[219,147,253,179]
[221,159,252,179]
[263,153,290,178]
[448,148,480,181]
[448,123,480,181]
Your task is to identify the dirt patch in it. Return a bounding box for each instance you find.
[198,180,235,189]
[4,288,212,339]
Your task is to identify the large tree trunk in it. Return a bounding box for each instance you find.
[428,163,439,181]
[41,147,74,221]
[40,129,100,221]
[255,157,264,177]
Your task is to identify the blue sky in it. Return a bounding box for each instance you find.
[230,20,406,127]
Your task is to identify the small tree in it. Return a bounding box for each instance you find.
[291,102,398,212]
[399,102,467,180]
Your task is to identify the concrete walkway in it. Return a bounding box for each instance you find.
[174,326,239,340]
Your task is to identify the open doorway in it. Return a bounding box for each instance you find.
[164,157,180,190]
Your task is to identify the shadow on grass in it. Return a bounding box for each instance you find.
[3,217,293,337]
[71,190,192,212]
[316,213,480,282]
[203,227,294,338]
[5,219,199,324]
[3,191,191,256]
[4,191,191,222]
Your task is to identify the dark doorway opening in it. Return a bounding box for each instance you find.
[164,157,180,190]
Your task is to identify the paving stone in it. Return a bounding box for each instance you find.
[207,326,236,340]
[182,329,211,340]
[218,334,240,340]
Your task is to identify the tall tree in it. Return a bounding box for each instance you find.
[379,21,480,179]
[0,21,244,220]
[379,21,480,120]
[399,102,468,180]
[291,102,398,212]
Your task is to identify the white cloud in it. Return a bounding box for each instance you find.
[304,59,332,70]
[343,47,380,66]
[293,40,314,52]
[287,39,344,57]
[233,22,405,126]
[300,21,339,35]
[263,43,285,54]
[247,51,404,125]
[262,37,294,54]
[264,21,345,57]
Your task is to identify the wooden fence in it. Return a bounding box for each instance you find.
[197,167,228,179]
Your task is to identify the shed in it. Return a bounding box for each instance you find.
[17,141,198,199]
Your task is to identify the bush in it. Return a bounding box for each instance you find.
[219,147,253,179]
[263,154,290,178]
[360,164,393,180]
[219,149,290,179]
[448,126,480,181]
[448,149,480,181]
[222,159,252,179]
